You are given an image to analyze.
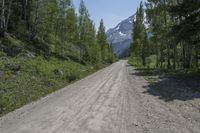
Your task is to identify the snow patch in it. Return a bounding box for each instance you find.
[114,25,120,31]
[119,31,126,37]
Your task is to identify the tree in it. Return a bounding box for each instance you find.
[169,0,200,68]
[0,0,6,36]
[0,0,115,67]
[135,0,200,69]
[97,19,107,61]
[131,2,149,66]
[78,0,90,61]
[97,19,115,63]
[146,0,172,68]
[0,0,13,36]
[65,6,78,44]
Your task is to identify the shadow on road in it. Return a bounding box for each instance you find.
[130,68,200,102]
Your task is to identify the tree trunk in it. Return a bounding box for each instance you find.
[195,44,199,68]
[142,53,146,67]
[155,36,159,68]
[167,44,171,69]
[5,0,13,31]
[29,0,39,40]
[160,40,164,68]
[173,44,177,69]
[185,44,193,69]
[188,45,193,69]
[183,43,186,68]
[0,0,6,36]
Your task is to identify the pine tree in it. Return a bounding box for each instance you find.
[65,6,78,44]
[78,0,90,61]
[83,19,96,63]
[97,19,107,61]
[131,2,148,66]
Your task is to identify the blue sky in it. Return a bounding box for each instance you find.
[73,0,146,30]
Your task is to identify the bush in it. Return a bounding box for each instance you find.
[128,57,142,67]
[0,51,6,57]
[66,72,78,82]
[0,37,24,56]
[1,36,24,48]
[146,55,157,68]
[29,38,50,56]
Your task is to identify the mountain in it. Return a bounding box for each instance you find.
[106,15,134,57]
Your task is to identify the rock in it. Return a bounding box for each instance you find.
[18,50,36,58]
[26,51,36,58]
[54,69,64,76]
[66,73,77,82]
[0,57,9,61]
[48,82,54,87]
[0,70,5,78]
[3,47,22,57]
[4,63,21,72]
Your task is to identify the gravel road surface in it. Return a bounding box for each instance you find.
[0,60,200,133]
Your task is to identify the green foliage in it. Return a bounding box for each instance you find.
[146,55,157,68]
[130,2,149,67]
[0,51,6,57]
[65,7,78,44]
[130,0,200,70]
[150,0,199,69]
[0,0,115,65]
[1,36,24,48]
[0,0,116,117]
[97,19,115,64]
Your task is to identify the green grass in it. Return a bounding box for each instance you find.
[0,55,101,116]
[1,36,24,48]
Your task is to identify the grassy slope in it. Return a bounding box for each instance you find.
[0,37,104,116]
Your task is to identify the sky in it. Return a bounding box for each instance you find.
[73,0,146,30]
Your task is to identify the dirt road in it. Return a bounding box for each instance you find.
[0,60,200,133]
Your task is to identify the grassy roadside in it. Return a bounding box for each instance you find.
[128,58,200,83]
[128,59,200,101]
[0,55,107,117]
[0,55,109,117]
[0,36,112,117]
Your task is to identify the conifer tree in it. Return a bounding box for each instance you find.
[66,6,78,44]
[78,0,90,61]
[97,19,107,61]
[131,2,148,66]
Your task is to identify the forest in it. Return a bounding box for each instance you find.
[0,0,115,64]
[0,0,115,115]
[129,0,200,70]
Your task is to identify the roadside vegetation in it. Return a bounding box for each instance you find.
[129,0,200,99]
[0,0,116,116]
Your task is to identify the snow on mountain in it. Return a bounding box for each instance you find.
[119,32,126,37]
[106,15,134,57]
